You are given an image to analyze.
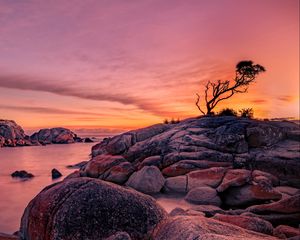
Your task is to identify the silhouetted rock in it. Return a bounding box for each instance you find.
[83,137,94,143]
[51,168,62,179]
[11,170,34,179]
[20,178,167,240]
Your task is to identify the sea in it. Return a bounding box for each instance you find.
[0,131,192,234]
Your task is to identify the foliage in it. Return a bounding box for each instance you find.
[239,108,254,118]
[196,60,265,115]
[218,108,238,116]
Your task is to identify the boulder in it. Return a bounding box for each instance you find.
[84,155,126,178]
[51,168,62,179]
[212,213,274,235]
[11,170,34,179]
[163,175,187,193]
[83,137,94,143]
[126,166,165,194]
[224,184,282,207]
[152,215,276,240]
[66,161,88,169]
[20,178,167,240]
[139,156,162,169]
[187,167,227,190]
[247,194,300,214]
[104,162,135,184]
[216,169,251,192]
[169,207,205,217]
[274,225,300,239]
[0,119,27,147]
[185,186,221,206]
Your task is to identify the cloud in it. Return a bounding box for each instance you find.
[251,99,267,104]
[277,95,294,102]
[0,104,107,116]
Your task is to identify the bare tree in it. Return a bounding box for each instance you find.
[196,60,265,115]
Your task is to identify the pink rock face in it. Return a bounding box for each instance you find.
[224,184,282,207]
[104,162,135,184]
[247,194,300,214]
[187,167,227,190]
[152,215,277,240]
[217,169,251,192]
[84,155,126,178]
[212,214,274,235]
[274,225,300,238]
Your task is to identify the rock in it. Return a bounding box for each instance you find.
[30,127,81,145]
[105,232,131,240]
[287,129,300,141]
[190,205,225,217]
[126,166,165,193]
[224,184,282,207]
[152,215,276,240]
[11,170,34,179]
[212,213,274,235]
[64,170,81,180]
[247,194,300,214]
[104,162,135,184]
[274,186,300,196]
[169,207,205,217]
[185,186,221,206]
[51,168,62,179]
[139,155,162,169]
[66,161,88,169]
[242,212,300,228]
[162,160,231,177]
[163,175,187,193]
[83,137,94,143]
[20,178,167,240]
[274,225,300,238]
[216,169,251,192]
[0,232,18,240]
[0,119,28,147]
[187,167,227,190]
[84,155,126,178]
[252,170,279,186]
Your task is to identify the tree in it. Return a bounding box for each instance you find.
[196,60,265,115]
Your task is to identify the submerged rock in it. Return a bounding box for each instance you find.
[20,178,167,240]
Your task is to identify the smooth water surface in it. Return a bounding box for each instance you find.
[0,143,94,233]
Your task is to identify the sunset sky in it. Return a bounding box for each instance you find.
[0,0,299,132]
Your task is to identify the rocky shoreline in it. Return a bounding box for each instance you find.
[1,116,300,239]
[0,119,91,147]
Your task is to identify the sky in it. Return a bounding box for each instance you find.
[0,0,299,132]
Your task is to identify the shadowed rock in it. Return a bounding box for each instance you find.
[20,178,167,240]
[51,168,62,179]
[126,166,165,194]
[11,170,34,179]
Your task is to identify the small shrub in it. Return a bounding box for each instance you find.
[239,108,254,118]
[218,108,238,116]
[163,119,169,124]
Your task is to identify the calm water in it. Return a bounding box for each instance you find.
[0,143,94,233]
[0,142,191,234]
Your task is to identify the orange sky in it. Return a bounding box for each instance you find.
[0,0,299,131]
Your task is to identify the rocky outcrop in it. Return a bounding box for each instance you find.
[0,119,83,147]
[0,120,31,147]
[274,225,300,239]
[20,178,167,240]
[30,127,81,145]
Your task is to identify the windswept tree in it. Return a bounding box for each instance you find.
[196,61,265,115]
